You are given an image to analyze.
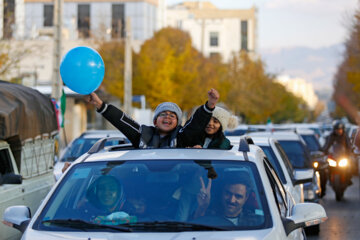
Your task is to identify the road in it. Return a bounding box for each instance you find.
[308,176,360,240]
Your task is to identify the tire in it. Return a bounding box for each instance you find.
[305,224,320,235]
[334,175,344,201]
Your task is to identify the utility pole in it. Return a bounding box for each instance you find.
[123,17,132,114]
[51,0,63,101]
[200,18,205,54]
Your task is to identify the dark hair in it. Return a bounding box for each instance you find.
[224,173,252,197]
[206,125,224,141]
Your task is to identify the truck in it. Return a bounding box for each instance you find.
[0,80,58,240]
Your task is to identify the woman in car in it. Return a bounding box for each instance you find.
[78,175,134,225]
[193,106,238,150]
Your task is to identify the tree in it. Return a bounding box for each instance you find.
[97,41,128,100]
[332,8,360,122]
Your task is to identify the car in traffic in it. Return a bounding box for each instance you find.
[53,130,128,180]
[247,131,322,234]
[228,136,313,204]
[4,137,327,239]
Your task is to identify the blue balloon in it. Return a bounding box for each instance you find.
[60,46,105,95]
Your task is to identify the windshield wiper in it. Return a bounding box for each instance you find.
[42,219,132,232]
[120,221,226,231]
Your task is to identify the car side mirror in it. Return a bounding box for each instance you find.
[293,169,313,185]
[3,206,31,233]
[0,173,22,185]
[283,202,327,235]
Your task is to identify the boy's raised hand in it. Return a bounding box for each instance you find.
[87,92,103,110]
[207,88,219,109]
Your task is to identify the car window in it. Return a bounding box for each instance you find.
[274,142,294,180]
[224,129,247,136]
[33,160,272,231]
[60,138,125,162]
[0,148,14,175]
[278,140,312,169]
[263,159,287,218]
[301,135,321,152]
[259,146,287,184]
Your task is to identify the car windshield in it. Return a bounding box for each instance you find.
[278,141,312,169]
[34,160,271,232]
[60,138,125,162]
[260,146,286,184]
[301,135,321,152]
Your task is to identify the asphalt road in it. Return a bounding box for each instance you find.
[308,176,360,240]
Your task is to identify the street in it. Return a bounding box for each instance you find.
[308,176,360,240]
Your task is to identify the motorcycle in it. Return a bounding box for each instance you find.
[327,154,352,201]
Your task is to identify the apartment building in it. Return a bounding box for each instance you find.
[166,1,257,62]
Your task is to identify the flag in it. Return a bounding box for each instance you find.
[60,89,66,128]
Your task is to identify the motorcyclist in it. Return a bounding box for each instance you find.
[323,120,353,185]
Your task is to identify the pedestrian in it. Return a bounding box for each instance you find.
[87,89,219,148]
[193,106,238,150]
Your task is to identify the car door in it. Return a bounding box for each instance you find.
[263,158,304,240]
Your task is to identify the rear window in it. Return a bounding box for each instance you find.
[301,135,321,152]
[278,140,311,169]
[60,138,127,162]
[259,146,287,184]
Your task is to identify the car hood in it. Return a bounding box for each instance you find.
[23,228,275,240]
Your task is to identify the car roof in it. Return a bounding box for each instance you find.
[228,135,271,146]
[247,131,301,141]
[76,142,265,165]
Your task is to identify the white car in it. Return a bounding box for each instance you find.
[53,130,128,180]
[4,138,327,240]
[228,136,312,204]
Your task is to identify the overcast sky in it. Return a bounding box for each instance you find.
[166,0,359,49]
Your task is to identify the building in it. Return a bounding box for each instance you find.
[166,1,257,62]
[1,0,162,41]
[277,75,319,110]
[0,0,164,145]
[0,0,165,84]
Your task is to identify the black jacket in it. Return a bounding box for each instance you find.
[323,132,352,156]
[97,103,213,148]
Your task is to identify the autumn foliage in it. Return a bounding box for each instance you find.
[98,27,312,123]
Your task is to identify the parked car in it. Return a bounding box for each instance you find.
[4,138,327,240]
[53,130,128,180]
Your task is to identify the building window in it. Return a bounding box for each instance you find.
[241,20,248,51]
[210,32,218,47]
[3,0,15,39]
[112,4,125,39]
[78,4,90,38]
[43,5,54,27]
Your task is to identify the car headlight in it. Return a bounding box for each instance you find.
[338,158,348,167]
[327,158,337,167]
[313,161,319,168]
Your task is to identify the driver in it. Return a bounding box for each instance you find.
[323,120,353,185]
[323,120,352,156]
[80,175,135,225]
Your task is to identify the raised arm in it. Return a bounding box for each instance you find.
[87,93,142,147]
[177,89,219,147]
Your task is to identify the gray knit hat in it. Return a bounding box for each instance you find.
[153,102,182,125]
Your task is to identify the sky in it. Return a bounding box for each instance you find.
[166,0,359,50]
